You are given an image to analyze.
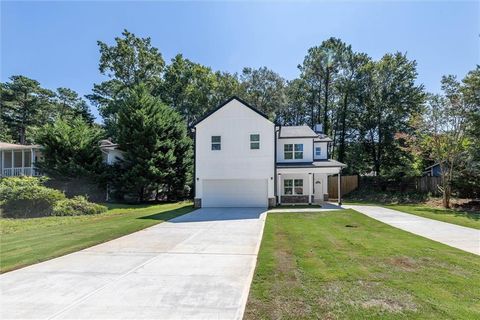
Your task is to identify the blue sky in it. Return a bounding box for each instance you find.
[1,1,479,121]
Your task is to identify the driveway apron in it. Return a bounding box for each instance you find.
[0,208,267,319]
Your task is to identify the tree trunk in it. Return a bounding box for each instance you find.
[338,93,348,163]
[323,69,330,134]
[443,186,451,209]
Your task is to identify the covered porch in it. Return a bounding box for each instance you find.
[276,160,346,205]
[0,143,42,177]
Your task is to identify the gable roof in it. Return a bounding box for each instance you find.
[0,142,41,150]
[278,126,318,138]
[191,96,271,128]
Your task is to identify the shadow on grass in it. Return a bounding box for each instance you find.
[137,206,195,221]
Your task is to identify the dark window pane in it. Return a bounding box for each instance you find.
[211,143,221,150]
[294,144,303,151]
[250,134,260,142]
[284,144,293,151]
[294,179,303,187]
[284,179,293,187]
[294,152,303,159]
[250,142,260,150]
[211,136,221,143]
[294,187,303,195]
[315,147,321,156]
[284,152,293,160]
[284,187,293,195]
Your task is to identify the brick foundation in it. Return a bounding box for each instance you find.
[280,195,309,204]
[194,198,202,208]
[268,197,276,207]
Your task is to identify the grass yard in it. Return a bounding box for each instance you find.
[245,210,480,319]
[386,204,480,230]
[0,201,194,273]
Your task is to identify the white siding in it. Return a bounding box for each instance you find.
[276,137,313,163]
[313,142,328,160]
[106,149,125,165]
[195,99,275,200]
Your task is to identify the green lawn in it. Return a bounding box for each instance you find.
[344,201,480,230]
[0,202,194,273]
[245,210,480,319]
[386,204,480,230]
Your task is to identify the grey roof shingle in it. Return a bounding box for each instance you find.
[278,126,318,138]
[276,159,347,168]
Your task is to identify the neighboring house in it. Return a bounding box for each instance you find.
[99,140,125,165]
[0,142,42,177]
[423,163,442,177]
[192,97,346,208]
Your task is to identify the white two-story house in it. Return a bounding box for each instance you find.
[193,97,346,208]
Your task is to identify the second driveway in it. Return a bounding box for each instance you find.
[0,207,267,320]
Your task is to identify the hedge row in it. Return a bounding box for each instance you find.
[0,177,107,218]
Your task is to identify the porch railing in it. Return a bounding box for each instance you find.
[1,167,41,177]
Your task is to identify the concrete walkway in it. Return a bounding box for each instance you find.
[0,208,267,320]
[344,205,480,255]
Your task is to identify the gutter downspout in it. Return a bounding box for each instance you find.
[192,127,196,205]
[274,125,281,206]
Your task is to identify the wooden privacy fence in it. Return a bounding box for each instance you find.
[360,176,442,195]
[328,175,359,199]
[416,176,442,195]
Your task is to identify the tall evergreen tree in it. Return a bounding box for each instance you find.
[35,118,105,177]
[240,66,287,119]
[1,75,54,144]
[116,84,192,202]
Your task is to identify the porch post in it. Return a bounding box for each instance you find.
[11,150,14,176]
[1,150,4,177]
[21,149,25,175]
[277,174,282,205]
[308,173,312,205]
[337,172,342,205]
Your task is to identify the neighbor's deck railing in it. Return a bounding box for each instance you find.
[1,167,41,177]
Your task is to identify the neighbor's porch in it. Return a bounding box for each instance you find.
[0,144,42,177]
[276,165,343,205]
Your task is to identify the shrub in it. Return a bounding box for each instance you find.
[0,177,65,218]
[52,196,107,216]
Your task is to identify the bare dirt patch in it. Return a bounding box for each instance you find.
[388,256,418,271]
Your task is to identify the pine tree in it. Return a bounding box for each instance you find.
[116,84,192,202]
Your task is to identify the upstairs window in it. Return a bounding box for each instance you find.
[250,134,260,149]
[211,136,221,150]
[284,144,293,159]
[284,144,303,160]
[294,144,304,159]
[315,146,321,157]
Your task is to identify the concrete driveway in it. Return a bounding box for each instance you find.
[0,208,267,319]
[345,205,480,255]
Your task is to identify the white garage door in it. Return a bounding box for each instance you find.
[203,179,268,208]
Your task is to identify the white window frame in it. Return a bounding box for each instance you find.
[211,136,221,150]
[284,144,303,160]
[250,134,260,150]
[315,146,321,157]
[284,144,293,160]
[284,179,303,195]
[294,144,303,159]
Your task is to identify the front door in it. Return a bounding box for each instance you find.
[313,174,325,202]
